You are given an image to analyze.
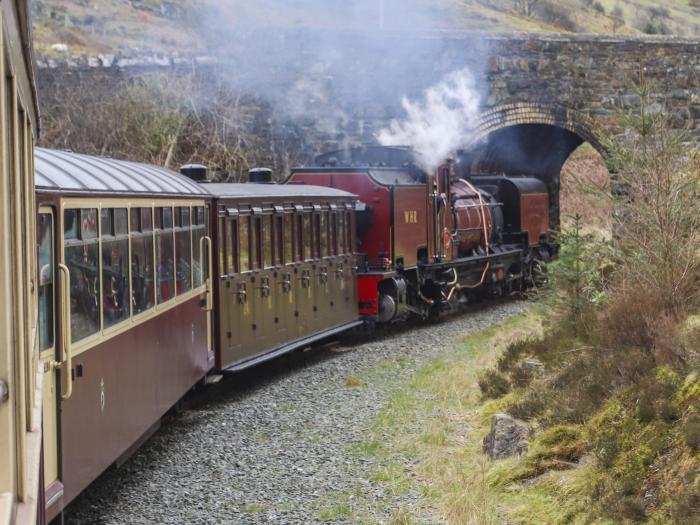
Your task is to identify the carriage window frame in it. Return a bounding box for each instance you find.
[303,212,313,261]
[174,206,193,296]
[130,207,155,317]
[274,214,284,267]
[155,206,176,305]
[312,213,321,259]
[320,211,329,258]
[345,211,353,254]
[262,214,273,269]
[295,213,304,262]
[226,218,240,275]
[60,199,207,355]
[38,210,55,354]
[283,213,293,266]
[239,215,251,273]
[101,207,130,331]
[63,207,101,344]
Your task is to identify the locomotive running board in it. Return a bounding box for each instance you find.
[222,320,365,373]
[420,248,523,271]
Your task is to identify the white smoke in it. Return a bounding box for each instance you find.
[376,68,481,172]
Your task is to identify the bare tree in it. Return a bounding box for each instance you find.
[38,70,309,180]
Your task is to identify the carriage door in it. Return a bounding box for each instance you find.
[37,208,64,508]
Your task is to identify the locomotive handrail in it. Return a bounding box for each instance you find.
[58,263,73,400]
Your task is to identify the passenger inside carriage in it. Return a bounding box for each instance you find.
[64,208,100,342]
[102,242,128,327]
[102,208,129,328]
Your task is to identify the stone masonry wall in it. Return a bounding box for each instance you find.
[37,32,700,160]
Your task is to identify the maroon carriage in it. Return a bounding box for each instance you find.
[35,148,214,521]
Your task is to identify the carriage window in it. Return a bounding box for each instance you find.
[131,208,155,315]
[239,217,250,272]
[330,213,338,256]
[338,213,346,255]
[303,214,312,261]
[320,212,328,258]
[262,216,273,268]
[224,220,234,274]
[175,207,192,295]
[192,206,206,287]
[231,219,239,273]
[252,218,261,270]
[102,208,129,329]
[64,208,100,343]
[346,212,353,253]
[295,214,304,262]
[313,214,321,259]
[156,207,175,304]
[64,209,79,240]
[275,215,284,266]
[38,213,54,351]
[284,214,293,265]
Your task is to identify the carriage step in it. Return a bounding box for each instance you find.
[205,374,224,385]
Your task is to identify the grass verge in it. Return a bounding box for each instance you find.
[353,306,559,524]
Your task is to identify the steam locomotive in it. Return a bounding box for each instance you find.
[288,145,555,326]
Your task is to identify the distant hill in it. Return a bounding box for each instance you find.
[33,0,700,57]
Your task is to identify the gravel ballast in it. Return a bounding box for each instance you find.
[66,300,529,524]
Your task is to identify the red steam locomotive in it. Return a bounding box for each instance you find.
[287,145,555,325]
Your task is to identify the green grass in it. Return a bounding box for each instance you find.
[350,307,555,524]
[319,503,353,521]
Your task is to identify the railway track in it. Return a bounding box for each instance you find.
[65,299,530,524]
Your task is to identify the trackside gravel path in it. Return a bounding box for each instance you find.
[66,300,529,524]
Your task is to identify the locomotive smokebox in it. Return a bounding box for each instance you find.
[249,168,274,184]
[180,164,209,182]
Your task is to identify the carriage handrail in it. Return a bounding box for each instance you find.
[58,264,73,400]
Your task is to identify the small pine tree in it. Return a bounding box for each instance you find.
[549,214,612,330]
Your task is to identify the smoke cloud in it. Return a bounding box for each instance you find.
[193,0,491,162]
[376,68,481,172]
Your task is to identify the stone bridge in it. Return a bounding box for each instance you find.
[38,32,700,224]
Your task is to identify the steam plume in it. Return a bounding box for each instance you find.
[376,68,481,172]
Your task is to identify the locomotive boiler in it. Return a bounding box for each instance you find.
[287,145,555,325]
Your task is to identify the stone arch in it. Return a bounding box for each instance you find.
[462,102,613,228]
[473,102,610,159]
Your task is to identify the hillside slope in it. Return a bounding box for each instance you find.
[33,0,700,56]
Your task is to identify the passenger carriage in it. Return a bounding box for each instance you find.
[34,148,214,521]
[202,177,361,371]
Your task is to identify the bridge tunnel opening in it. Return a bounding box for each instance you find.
[459,123,611,232]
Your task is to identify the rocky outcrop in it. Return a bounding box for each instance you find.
[483,413,530,459]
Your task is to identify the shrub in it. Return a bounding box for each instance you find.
[683,413,700,450]
[534,1,579,31]
[478,369,511,399]
[496,339,531,372]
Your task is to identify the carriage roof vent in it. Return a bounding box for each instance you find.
[180,164,209,183]
[249,167,274,184]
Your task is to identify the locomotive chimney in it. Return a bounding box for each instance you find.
[248,167,274,184]
[180,164,209,183]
